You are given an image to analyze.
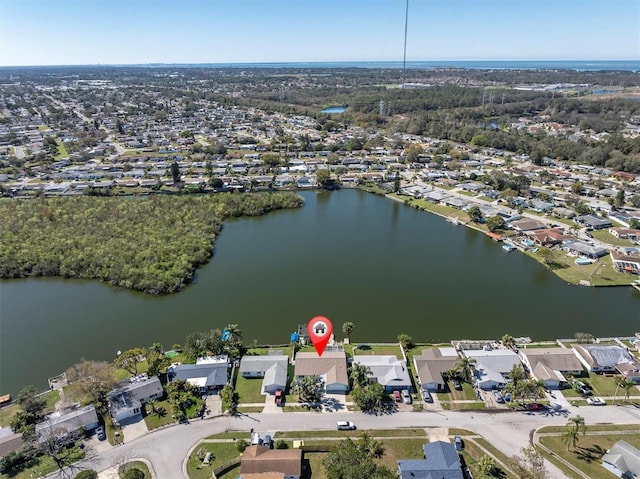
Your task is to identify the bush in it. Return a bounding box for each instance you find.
[274,439,289,449]
[237,438,250,452]
[123,468,145,479]
[75,471,98,479]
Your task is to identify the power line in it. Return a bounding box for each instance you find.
[402,0,409,90]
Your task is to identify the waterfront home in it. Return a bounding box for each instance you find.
[108,374,163,423]
[397,441,464,479]
[239,353,289,394]
[527,228,573,246]
[509,218,547,232]
[464,349,522,391]
[35,405,99,442]
[610,249,640,275]
[519,348,585,389]
[293,351,348,394]
[240,445,302,479]
[573,345,639,377]
[413,348,459,392]
[602,440,640,478]
[353,355,413,393]
[563,240,608,259]
[167,355,230,394]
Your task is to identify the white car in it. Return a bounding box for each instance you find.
[336,421,356,430]
[587,397,606,406]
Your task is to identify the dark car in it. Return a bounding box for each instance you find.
[393,390,402,402]
[274,389,284,406]
[453,379,462,390]
[525,403,546,411]
[95,426,106,441]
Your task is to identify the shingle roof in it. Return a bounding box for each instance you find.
[239,355,288,375]
[240,445,302,476]
[521,348,584,373]
[397,441,463,479]
[294,352,348,387]
[602,440,640,477]
[354,355,412,388]
[169,362,228,388]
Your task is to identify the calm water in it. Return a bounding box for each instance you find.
[1,190,639,395]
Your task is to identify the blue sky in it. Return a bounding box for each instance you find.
[1,0,638,66]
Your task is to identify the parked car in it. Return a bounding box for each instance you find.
[393,390,402,402]
[336,421,356,430]
[525,403,546,411]
[274,389,284,406]
[453,379,462,390]
[421,389,432,403]
[587,397,606,406]
[454,435,464,451]
[95,426,106,441]
[262,434,273,448]
[504,392,512,402]
[493,390,504,403]
[401,389,412,405]
[251,431,262,445]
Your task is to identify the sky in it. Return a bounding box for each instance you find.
[1,0,639,66]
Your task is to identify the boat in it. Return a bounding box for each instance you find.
[502,242,515,252]
[0,394,11,407]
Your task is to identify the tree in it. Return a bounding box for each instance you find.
[350,363,372,389]
[10,385,46,439]
[292,375,325,405]
[323,437,395,479]
[571,181,584,195]
[65,359,116,413]
[507,364,526,396]
[124,468,145,479]
[614,377,635,403]
[477,455,498,476]
[237,439,250,452]
[351,382,386,413]
[486,215,505,232]
[170,160,181,184]
[316,169,331,188]
[114,348,147,377]
[220,384,239,414]
[116,118,124,135]
[468,206,482,223]
[262,153,282,172]
[455,356,477,384]
[510,447,549,479]
[167,379,202,421]
[74,471,98,479]
[615,189,625,207]
[397,333,414,350]
[342,322,355,343]
[393,172,400,193]
[147,343,169,377]
[563,415,586,451]
[501,334,515,349]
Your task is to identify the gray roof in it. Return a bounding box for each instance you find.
[585,345,635,368]
[239,354,288,375]
[354,355,412,389]
[169,362,228,388]
[263,361,288,388]
[108,375,163,403]
[398,441,463,479]
[602,440,640,477]
[464,349,521,375]
[564,240,608,258]
[36,405,98,440]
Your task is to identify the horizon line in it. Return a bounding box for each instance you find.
[1,59,639,69]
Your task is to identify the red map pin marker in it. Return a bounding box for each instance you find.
[308,316,333,357]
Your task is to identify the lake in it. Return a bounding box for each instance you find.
[321,106,347,114]
[0,190,638,395]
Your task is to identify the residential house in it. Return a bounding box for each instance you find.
[294,351,349,394]
[575,215,612,230]
[563,240,608,259]
[35,405,99,442]
[509,218,547,232]
[108,374,164,423]
[602,440,640,478]
[609,228,640,241]
[519,348,584,390]
[167,355,230,394]
[527,228,572,246]
[573,345,640,379]
[464,349,522,391]
[353,355,413,393]
[239,353,289,394]
[610,250,640,275]
[240,445,302,479]
[413,348,459,392]
[397,441,464,479]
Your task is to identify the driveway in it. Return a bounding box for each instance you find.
[321,394,348,413]
[120,416,149,443]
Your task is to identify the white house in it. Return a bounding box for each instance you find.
[239,354,289,394]
[36,405,99,442]
[168,355,230,394]
[108,374,164,423]
[602,440,640,478]
[353,355,413,393]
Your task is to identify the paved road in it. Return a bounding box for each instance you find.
[45,402,640,479]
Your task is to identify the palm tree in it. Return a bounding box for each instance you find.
[224,324,242,342]
[342,322,355,343]
[568,415,586,435]
[455,357,477,384]
[614,377,636,403]
[350,363,372,389]
[564,415,586,451]
[562,426,579,452]
[502,334,516,350]
[358,432,384,458]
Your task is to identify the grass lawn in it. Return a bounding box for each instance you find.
[376,438,428,470]
[525,249,633,286]
[235,375,266,403]
[538,424,640,434]
[54,139,69,160]
[0,390,58,427]
[539,434,640,479]
[143,398,176,430]
[304,452,326,479]
[186,442,241,479]
[245,346,293,357]
[119,460,152,479]
[236,406,264,413]
[2,445,85,479]
[277,429,427,439]
[436,381,478,401]
[591,229,633,247]
[462,439,515,479]
[441,402,487,411]
[353,343,402,358]
[587,372,628,396]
